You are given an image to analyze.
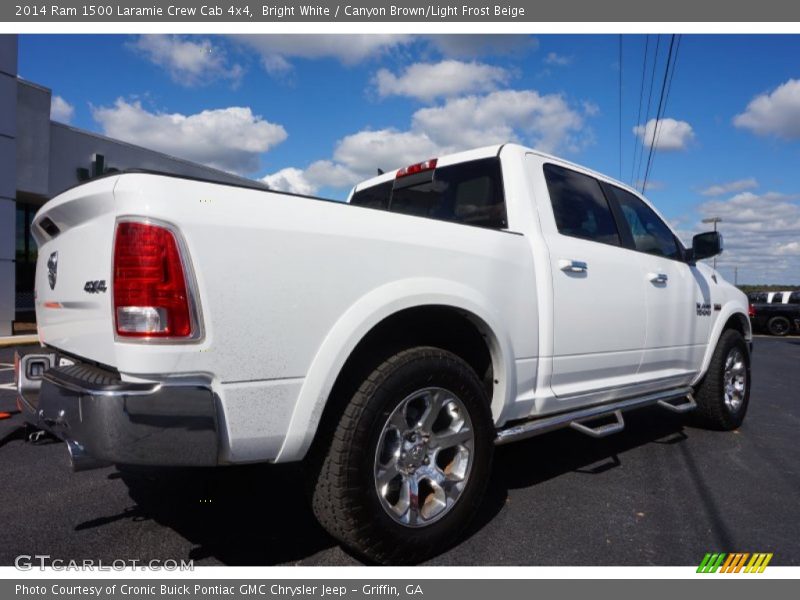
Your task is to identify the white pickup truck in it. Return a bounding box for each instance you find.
[15,143,751,564]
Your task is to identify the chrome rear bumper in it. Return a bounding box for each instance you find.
[15,349,219,470]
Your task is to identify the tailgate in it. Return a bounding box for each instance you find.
[32,176,121,364]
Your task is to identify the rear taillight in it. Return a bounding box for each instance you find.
[113,220,198,339]
[748,304,756,318]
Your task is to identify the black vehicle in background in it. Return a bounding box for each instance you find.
[749,291,800,336]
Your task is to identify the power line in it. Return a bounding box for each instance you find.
[635,34,661,188]
[629,35,650,186]
[642,34,680,193]
[645,35,682,187]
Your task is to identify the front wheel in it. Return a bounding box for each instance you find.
[307,347,494,564]
[692,329,751,430]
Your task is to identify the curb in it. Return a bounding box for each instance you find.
[0,335,39,348]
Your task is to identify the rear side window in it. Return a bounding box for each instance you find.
[543,164,621,246]
[771,292,784,303]
[749,292,768,303]
[350,158,507,230]
[350,181,392,210]
[606,185,681,260]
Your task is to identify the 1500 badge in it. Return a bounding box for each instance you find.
[696,302,712,316]
[84,280,107,294]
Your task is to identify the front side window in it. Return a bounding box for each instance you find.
[788,292,800,305]
[606,186,681,260]
[543,164,621,246]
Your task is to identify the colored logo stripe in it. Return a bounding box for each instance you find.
[697,552,773,573]
[745,553,773,573]
[697,553,726,573]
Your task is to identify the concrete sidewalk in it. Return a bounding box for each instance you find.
[0,335,39,348]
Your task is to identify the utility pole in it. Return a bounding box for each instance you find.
[702,217,723,270]
[734,266,738,286]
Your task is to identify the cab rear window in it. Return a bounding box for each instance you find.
[350,158,507,230]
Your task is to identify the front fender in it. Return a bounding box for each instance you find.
[275,277,517,462]
[692,303,751,386]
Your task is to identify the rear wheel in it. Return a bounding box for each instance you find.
[692,329,751,430]
[307,346,494,564]
[767,316,791,336]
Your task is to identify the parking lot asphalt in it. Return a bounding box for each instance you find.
[1,336,798,566]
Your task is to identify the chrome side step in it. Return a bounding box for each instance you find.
[658,394,697,413]
[495,386,694,445]
[569,410,625,438]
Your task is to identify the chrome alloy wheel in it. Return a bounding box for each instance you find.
[374,387,475,528]
[723,348,747,412]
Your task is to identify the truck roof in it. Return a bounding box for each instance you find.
[349,143,646,202]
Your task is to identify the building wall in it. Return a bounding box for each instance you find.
[16,81,50,198]
[0,35,18,336]
[48,122,261,198]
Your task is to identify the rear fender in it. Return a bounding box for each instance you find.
[275,277,515,462]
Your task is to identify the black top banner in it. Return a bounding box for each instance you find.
[5,0,800,22]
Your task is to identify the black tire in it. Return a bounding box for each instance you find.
[767,316,791,336]
[307,346,494,564]
[692,329,751,430]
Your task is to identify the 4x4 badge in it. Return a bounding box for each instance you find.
[84,280,107,294]
[47,252,58,290]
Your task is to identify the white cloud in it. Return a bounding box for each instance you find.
[544,52,572,66]
[733,79,800,139]
[413,90,586,154]
[425,35,537,58]
[304,160,362,188]
[582,101,600,116]
[633,118,695,151]
[93,99,287,174]
[261,167,316,195]
[634,179,665,192]
[694,191,800,283]
[232,35,536,75]
[234,34,411,73]
[373,60,510,102]
[50,95,74,123]
[132,35,243,86]
[264,88,590,195]
[331,130,441,180]
[699,178,758,197]
[776,241,800,256]
[262,160,364,195]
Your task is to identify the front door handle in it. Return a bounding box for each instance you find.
[559,259,588,273]
[649,272,668,284]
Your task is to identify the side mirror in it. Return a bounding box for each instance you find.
[691,231,723,262]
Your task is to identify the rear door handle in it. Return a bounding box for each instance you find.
[559,259,588,273]
[649,272,668,284]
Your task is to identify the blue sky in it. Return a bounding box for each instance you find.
[19,34,800,284]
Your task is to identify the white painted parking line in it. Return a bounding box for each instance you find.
[0,382,16,390]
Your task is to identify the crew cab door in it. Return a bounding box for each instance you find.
[535,162,647,399]
[601,184,711,383]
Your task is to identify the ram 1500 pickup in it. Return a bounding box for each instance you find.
[15,143,752,564]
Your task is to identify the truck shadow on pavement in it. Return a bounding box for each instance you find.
[105,406,689,565]
[113,461,340,565]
